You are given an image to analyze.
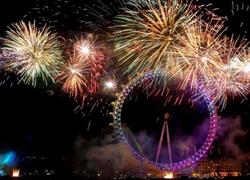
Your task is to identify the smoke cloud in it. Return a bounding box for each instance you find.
[74,116,250,177]
[74,135,161,177]
[217,116,250,161]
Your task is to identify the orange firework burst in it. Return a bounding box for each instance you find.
[110,0,250,108]
[166,16,250,108]
[112,0,197,77]
[175,18,225,89]
[56,34,105,104]
[56,52,88,99]
[204,36,250,108]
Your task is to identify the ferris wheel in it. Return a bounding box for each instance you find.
[112,71,218,171]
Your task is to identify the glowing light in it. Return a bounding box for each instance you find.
[223,66,228,70]
[164,173,173,179]
[80,45,90,55]
[244,64,250,73]
[70,68,78,74]
[12,169,20,177]
[234,57,240,62]
[3,152,15,164]
[105,81,115,88]
[201,56,208,62]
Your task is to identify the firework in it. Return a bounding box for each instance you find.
[164,15,250,108]
[2,21,62,86]
[111,0,197,77]
[56,35,105,103]
[12,169,20,177]
[175,18,225,89]
[205,36,250,108]
[56,52,89,99]
[183,34,250,109]
[73,34,105,64]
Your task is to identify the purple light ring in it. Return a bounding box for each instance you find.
[113,71,217,171]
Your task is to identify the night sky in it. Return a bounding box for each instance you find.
[0,0,250,162]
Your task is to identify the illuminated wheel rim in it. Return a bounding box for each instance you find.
[113,71,217,171]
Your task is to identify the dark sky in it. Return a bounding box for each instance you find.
[0,1,34,36]
[0,0,114,157]
[0,0,250,160]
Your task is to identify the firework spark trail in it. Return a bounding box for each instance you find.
[175,18,226,90]
[55,34,106,107]
[56,52,89,99]
[164,15,250,108]
[201,36,250,108]
[2,21,62,86]
[111,0,197,77]
[109,0,250,108]
[1,0,250,112]
[73,35,106,95]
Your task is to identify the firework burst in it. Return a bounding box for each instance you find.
[56,52,89,99]
[2,21,62,86]
[175,18,225,89]
[56,34,105,105]
[111,0,197,77]
[73,35,105,64]
[159,15,250,108]
[205,36,250,108]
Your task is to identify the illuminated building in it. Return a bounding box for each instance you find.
[194,158,241,178]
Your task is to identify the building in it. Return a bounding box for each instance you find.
[241,158,250,176]
[194,158,241,178]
